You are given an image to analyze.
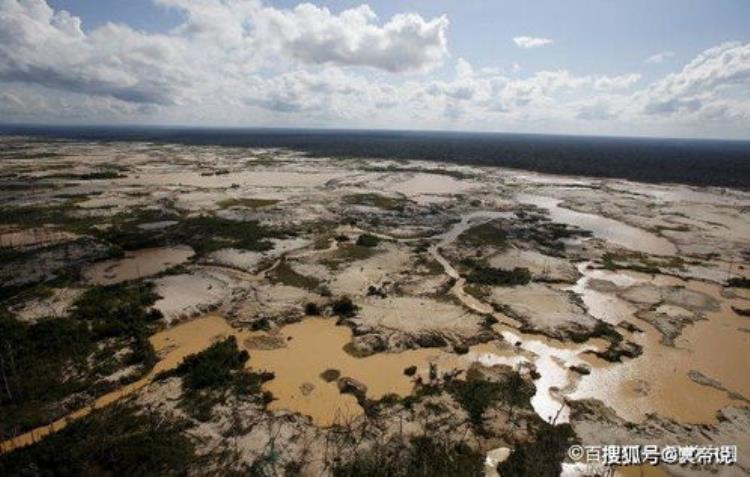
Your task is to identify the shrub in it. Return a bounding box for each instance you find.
[332,296,358,317]
[332,435,484,477]
[465,265,531,286]
[356,233,380,248]
[497,424,577,477]
[0,404,195,476]
[173,336,249,391]
[727,277,750,289]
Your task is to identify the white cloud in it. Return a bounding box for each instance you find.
[513,36,553,49]
[0,0,193,105]
[0,1,748,138]
[593,73,641,91]
[641,42,750,117]
[0,0,449,111]
[253,4,449,73]
[645,51,675,64]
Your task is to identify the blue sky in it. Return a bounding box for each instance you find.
[3,0,750,138]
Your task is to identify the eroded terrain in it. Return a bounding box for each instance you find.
[1,136,749,476]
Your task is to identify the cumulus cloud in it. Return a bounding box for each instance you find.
[645,51,675,64]
[0,0,748,137]
[513,36,553,48]
[253,4,449,73]
[0,0,449,111]
[641,42,750,116]
[0,0,191,105]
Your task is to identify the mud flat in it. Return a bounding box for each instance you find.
[516,193,677,256]
[1,138,749,475]
[82,245,194,285]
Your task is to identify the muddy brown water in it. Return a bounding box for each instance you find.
[516,193,677,256]
[571,269,750,424]
[0,314,532,451]
[82,245,194,285]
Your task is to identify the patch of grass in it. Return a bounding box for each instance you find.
[0,404,196,476]
[355,233,380,248]
[601,251,684,275]
[360,165,471,180]
[343,193,408,212]
[161,336,273,421]
[0,203,107,234]
[332,296,358,318]
[727,277,750,289]
[320,243,378,269]
[332,435,484,477]
[175,216,284,255]
[97,214,285,255]
[464,283,490,301]
[0,309,94,436]
[217,198,279,209]
[459,222,508,249]
[497,423,577,477]
[463,262,531,287]
[448,368,534,431]
[268,261,320,291]
[77,170,126,180]
[71,282,162,367]
[1,280,165,435]
[172,336,249,390]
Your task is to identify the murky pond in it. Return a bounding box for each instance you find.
[516,193,677,256]
[571,269,750,424]
[82,245,194,285]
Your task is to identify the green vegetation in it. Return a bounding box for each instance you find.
[463,261,531,287]
[332,296,358,318]
[458,222,508,249]
[71,282,163,368]
[343,193,408,212]
[0,404,196,476]
[0,282,163,436]
[497,423,577,477]
[727,277,750,289]
[173,336,249,390]
[575,321,642,362]
[304,302,320,315]
[77,170,126,180]
[97,214,285,255]
[360,165,471,180]
[0,203,107,234]
[448,368,534,431]
[217,198,279,209]
[601,250,685,274]
[356,233,380,248]
[0,309,94,437]
[320,243,378,269]
[332,435,484,477]
[269,261,321,291]
[161,337,273,421]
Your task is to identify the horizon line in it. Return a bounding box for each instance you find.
[2,122,750,144]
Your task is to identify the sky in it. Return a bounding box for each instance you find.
[1,0,749,139]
